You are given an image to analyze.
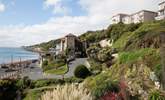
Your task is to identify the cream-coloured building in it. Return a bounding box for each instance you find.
[111,14,129,24]
[130,10,157,23]
[155,1,165,20]
[112,10,157,24]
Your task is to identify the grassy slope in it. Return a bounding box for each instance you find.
[45,64,68,75]
[24,20,165,99]
[84,20,165,99]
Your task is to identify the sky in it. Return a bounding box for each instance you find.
[0,0,163,47]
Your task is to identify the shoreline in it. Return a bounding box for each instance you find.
[0,59,39,68]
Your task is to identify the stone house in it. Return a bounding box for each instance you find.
[55,33,87,58]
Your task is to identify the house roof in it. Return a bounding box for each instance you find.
[111,13,129,18]
[130,10,157,16]
[65,33,77,37]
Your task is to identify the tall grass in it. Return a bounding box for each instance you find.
[40,83,93,100]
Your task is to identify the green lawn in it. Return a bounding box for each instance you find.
[45,64,68,75]
[23,86,56,100]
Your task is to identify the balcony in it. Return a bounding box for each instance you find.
[155,14,165,20]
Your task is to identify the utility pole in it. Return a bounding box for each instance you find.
[160,32,165,90]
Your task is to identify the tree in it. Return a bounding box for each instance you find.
[74,65,91,79]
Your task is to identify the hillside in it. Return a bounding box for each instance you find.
[19,20,165,100]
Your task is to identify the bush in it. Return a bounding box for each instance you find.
[42,60,48,66]
[154,64,162,82]
[0,80,18,100]
[74,65,91,79]
[149,90,165,100]
[84,72,119,99]
[93,80,119,98]
[16,77,31,89]
[33,79,64,88]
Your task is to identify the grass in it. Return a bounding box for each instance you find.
[24,89,43,100]
[113,32,135,50]
[118,48,160,65]
[43,61,65,71]
[45,64,68,75]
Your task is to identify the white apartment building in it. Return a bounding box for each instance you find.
[130,10,157,23]
[111,10,157,24]
[155,1,165,20]
[111,14,129,24]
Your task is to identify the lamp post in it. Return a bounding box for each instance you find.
[160,32,165,90]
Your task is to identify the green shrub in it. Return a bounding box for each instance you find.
[74,65,91,79]
[84,72,119,99]
[64,77,84,83]
[16,77,31,89]
[93,80,119,98]
[154,64,162,82]
[42,60,48,66]
[88,59,102,74]
[33,79,64,88]
[149,90,165,100]
[0,80,18,100]
[97,47,113,62]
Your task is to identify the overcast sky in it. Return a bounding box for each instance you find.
[0,0,163,47]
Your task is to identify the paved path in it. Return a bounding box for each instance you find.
[22,58,89,80]
[65,58,90,77]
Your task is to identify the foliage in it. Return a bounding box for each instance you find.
[16,77,31,89]
[24,89,43,100]
[105,23,140,41]
[80,30,107,43]
[74,65,91,79]
[40,84,93,100]
[118,48,160,66]
[45,64,68,75]
[42,58,66,75]
[154,64,162,82]
[33,79,64,88]
[97,47,113,62]
[149,90,165,100]
[88,59,102,74]
[86,43,101,60]
[0,80,18,100]
[124,22,165,51]
[29,39,61,51]
[42,60,48,66]
[63,77,84,83]
[84,72,119,99]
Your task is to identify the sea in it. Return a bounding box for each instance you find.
[0,47,39,64]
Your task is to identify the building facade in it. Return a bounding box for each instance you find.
[112,10,157,24]
[111,14,129,24]
[55,33,87,58]
[155,1,165,20]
